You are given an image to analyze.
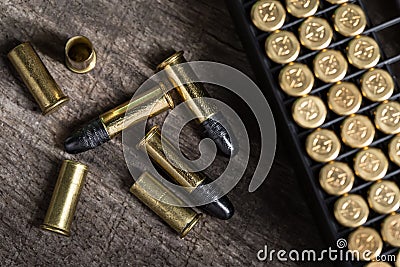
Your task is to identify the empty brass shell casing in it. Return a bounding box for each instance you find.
[138,126,235,220]
[64,83,174,154]
[65,36,96,74]
[130,172,201,238]
[8,43,69,115]
[157,51,236,156]
[41,160,88,236]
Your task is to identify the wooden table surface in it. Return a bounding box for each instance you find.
[3,0,397,266]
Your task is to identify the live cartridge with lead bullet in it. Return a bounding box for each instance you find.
[138,126,234,220]
[130,172,201,238]
[64,83,174,154]
[157,51,236,156]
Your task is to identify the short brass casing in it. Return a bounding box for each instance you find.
[41,160,88,236]
[157,51,215,123]
[65,36,96,74]
[100,83,174,138]
[8,43,69,115]
[138,126,205,191]
[130,172,201,238]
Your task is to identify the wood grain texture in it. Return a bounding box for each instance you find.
[0,0,329,266]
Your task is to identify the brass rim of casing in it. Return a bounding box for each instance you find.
[381,213,400,247]
[63,159,88,171]
[40,223,71,237]
[353,147,388,181]
[292,95,327,129]
[305,128,341,162]
[374,101,400,135]
[286,0,319,18]
[348,227,383,261]
[313,49,348,83]
[334,194,369,227]
[279,62,314,96]
[346,36,380,69]
[137,125,160,150]
[180,213,202,238]
[299,17,333,50]
[368,180,400,214]
[42,96,70,115]
[265,30,300,64]
[360,68,394,102]
[251,0,286,32]
[389,135,400,167]
[340,114,375,148]
[319,161,354,196]
[157,51,185,71]
[65,36,96,74]
[327,82,362,116]
[158,82,175,109]
[333,3,366,37]
[326,0,348,4]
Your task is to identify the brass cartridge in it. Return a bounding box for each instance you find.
[8,42,69,115]
[64,83,174,154]
[130,172,201,238]
[138,126,235,220]
[157,51,215,123]
[157,51,236,156]
[41,160,88,236]
[138,126,205,191]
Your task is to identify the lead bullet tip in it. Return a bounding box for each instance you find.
[64,118,110,154]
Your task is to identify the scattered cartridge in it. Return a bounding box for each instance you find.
[64,83,174,154]
[130,172,201,238]
[157,51,236,156]
[41,160,88,236]
[8,42,69,115]
[138,126,235,220]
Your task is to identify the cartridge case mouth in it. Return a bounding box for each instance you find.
[180,213,201,238]
[40,223,70,237]
[43,96,70,115]
[137,125,160,150]
[157,51,185,70]
[8,42,69,115]
[65,36,96,74]
[158,82,175,109]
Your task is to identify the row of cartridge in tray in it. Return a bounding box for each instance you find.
[7,36,235,238]
[250,0,400,263]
